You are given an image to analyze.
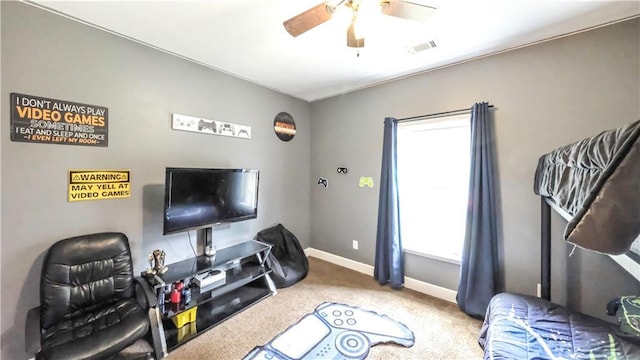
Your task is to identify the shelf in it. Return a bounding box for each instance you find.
[162,264,271,318]
[162,277,273,351]
[146,240,271,286]
[144,240,275,358]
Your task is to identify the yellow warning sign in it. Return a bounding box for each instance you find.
[68,169,131,202]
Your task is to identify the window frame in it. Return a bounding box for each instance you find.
[396,113,471,265]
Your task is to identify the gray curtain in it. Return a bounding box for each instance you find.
[456,102,500,318]
[374,117,404,288]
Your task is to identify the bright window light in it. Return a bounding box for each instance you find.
[397,114,470,263]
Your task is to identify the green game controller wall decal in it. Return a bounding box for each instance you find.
[359,177,374,188]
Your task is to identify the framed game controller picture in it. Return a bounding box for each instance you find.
[172,113,251,140]
[274,112,296,142]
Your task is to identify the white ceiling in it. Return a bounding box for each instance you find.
[27,0,640,102]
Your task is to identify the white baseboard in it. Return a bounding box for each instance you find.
[305,247,458,304]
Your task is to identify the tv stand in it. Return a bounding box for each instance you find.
[143,240,276,358]
[199,227,217,258]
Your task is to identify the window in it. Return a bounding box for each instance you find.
[397,114,471,263]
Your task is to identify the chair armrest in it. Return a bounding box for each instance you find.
[25,307,41,356]
[135,276,157,309]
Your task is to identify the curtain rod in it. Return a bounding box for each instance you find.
[395,104,494,123]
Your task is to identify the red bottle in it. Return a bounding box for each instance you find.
[171,282,182,305]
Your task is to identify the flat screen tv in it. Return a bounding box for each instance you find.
[163,167,259,235]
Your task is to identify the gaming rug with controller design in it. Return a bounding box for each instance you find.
[242,302,415,360]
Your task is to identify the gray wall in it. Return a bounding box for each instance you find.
[1,2,310,358]
[2,2,640,359]
[310,18,640,313]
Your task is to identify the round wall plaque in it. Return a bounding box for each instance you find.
[274,112,296,142]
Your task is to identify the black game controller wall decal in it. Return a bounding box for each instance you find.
[317,177,328,188]
[243,302,415,360]
[337,166,348,174]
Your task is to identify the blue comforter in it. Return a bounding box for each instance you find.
[479,293,640,359]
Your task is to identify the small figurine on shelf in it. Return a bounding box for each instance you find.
[145,249,168,275]
[182,280,191,305]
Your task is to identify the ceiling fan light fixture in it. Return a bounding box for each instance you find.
[379,1,391,12]
[347,18,365,48]
[283,0,438,49]
[353,15,366,40]
[354,0,383,40]
[382,0,436,22]
[331,2,353,26]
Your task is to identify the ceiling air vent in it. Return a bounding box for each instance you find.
[406,40,437,55]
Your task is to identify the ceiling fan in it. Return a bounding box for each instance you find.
[283,0,437,48]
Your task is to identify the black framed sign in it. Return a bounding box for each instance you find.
[273,112,296,142]
[68,169,131,202]
[10,93,108,147]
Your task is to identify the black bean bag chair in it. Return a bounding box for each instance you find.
[257,224,308,288]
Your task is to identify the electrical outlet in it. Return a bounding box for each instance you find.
[536,283,542,297]
[352,240,359,250]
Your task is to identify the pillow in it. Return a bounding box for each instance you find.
[615,296,640,336]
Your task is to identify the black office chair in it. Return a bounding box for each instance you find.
[26,232,154,360]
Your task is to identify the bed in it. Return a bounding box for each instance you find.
[479,292,640,359]
[479,120,640,359]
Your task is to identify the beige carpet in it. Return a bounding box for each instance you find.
[167,257,484,360]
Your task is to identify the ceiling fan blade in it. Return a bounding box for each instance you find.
[346,19,365,48]
[381,0,436,22]
[283,2,334,37]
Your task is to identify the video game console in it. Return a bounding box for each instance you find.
[194,269,225,293]
[243,302,414,360]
